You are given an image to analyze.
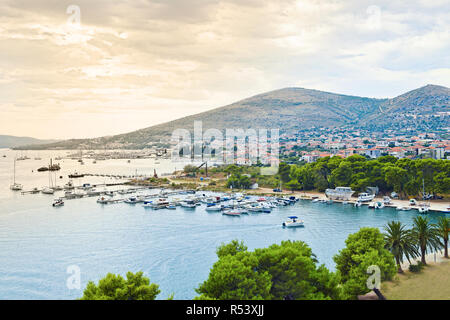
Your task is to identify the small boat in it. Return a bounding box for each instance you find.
[150,198,170,209]
[52,199,64,207]
[418,206,429,214]
[97,196,109,204]
[222,210,241,216]
[396,206,411,211]
[325,187,354,201]
[418,203,430,214]
[354,201,362,207]
[205,205,223,211]
[42,187,55,194]
[373,201,385,209]
[10,183,23,191]
[282,216,304,228]
[10,158,23,191]
[125,197,140,204]
[357,193,375,202]
[68,172,84,178]
[180,201,196,208]
[166,205,177,210]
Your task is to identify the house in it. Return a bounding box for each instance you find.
[365,148,381,159]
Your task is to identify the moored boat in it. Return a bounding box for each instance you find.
[357,193,375,202]
[325,187,354,201]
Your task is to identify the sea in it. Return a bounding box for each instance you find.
[0,148,446,299]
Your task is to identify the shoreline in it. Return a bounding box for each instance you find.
[244,188,450,214]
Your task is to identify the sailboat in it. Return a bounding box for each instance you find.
[42,162,55,194]
[10,158,23,191]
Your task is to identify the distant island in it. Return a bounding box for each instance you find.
[13,84,449,150]
[0,135,58,149]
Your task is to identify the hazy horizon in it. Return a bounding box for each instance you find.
[1,0,449,139]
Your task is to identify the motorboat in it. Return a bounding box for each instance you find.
[125,196,141,204]
[282,216,304,228]
[52,198,64,207]
[205,204,223,212]
[418,206,429,214]
[396,206,411,211]
[369,201,384,209]
[68,172,84,178]
[222,209,242,216]
[418,203,430,214]
[357,193,375,202]
[97,196,110,204]
[180,201,196,208]
[325,187,354,201]
[149,198,170,209]
[166,204,177,210]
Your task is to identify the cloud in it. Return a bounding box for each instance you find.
[0,0,449,138]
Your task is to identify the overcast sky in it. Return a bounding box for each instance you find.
[1,0,449,139]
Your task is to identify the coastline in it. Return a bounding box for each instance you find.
[245,188,450,214]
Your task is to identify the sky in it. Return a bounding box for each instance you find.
[0,0,449,139]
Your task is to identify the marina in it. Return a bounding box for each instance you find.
[0,149,448,300]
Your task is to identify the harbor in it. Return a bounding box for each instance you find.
[0,149,448,300]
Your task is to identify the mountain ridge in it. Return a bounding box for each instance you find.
[15,84,449,150]
[0,135,58,149]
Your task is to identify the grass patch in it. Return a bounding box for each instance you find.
[382,260,450,300]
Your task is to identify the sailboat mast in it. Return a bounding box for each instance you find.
[13,158,16,184]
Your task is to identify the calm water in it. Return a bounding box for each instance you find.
[0,149,446,300]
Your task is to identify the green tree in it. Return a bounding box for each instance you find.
[216,240,248,258]
[435,217,450,259]
[383,221,419,273]
[330,162,353,187]
[411,216,442,265]
[285,178,301,191]
[196,251,272,300]
[80,271,160,300]
[333,228,396,299]
[197,240,341,300]
[278,162,291,183]
[254,241,341,300]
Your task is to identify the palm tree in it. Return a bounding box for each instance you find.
[383,221,419,273]
[435,217,449,259]
[411,216,442,265]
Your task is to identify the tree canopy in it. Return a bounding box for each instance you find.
[196,240,342,300]
[333,228,397,299]
[80,271,160,300]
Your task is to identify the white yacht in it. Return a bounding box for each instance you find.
[282,216,304,228]
[205,204,223,211]
[325,187,354,201]
[357,193,375,202]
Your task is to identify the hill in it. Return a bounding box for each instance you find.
[0,135,58,149]
[16,85,449,150]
